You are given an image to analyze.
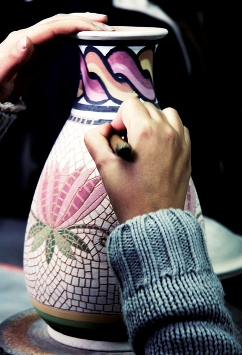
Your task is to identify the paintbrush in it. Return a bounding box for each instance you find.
[109,134,132,160]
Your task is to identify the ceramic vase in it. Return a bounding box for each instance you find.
[23,26,204,348]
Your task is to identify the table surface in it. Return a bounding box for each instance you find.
[0,304,242,355]
[0,308,134,355]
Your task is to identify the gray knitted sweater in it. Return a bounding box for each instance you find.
[107,209,242,354]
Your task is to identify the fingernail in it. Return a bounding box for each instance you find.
[93,24,115,31]
[17,36,27,50]
[85,12,107,16]
[104,25,115,31]
[93,24,102,31]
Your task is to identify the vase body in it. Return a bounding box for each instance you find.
[23,27,204,343]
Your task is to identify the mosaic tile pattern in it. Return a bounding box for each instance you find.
[24,121,121,314]
[23,40,204,326]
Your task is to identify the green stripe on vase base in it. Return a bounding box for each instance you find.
[34,308,128,342]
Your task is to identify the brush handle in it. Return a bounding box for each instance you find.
[109,134,132,160]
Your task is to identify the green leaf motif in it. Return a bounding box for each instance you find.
[28,222,52,251]
[27,216,91,264]
[58,229,90,253]
[46,231,56,264]
[56,232,76,260]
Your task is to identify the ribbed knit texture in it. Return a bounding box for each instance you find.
[107,209,242,354]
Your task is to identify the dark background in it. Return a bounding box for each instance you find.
[1,0,242,235]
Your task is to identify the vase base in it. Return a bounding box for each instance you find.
[0,308,134,354]
[48,325,132,351]
[32,301,128,342]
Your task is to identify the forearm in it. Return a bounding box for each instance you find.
[107,209,242,354]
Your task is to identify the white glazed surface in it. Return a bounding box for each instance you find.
[48,325,132,351]
[75,26,168,40]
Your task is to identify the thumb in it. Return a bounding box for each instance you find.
[0,36,34,81]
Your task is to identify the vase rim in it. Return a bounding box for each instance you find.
[74,26,168,41]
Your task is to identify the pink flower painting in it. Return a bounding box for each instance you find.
[27,164,107,264]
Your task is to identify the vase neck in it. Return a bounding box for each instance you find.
[70,42,160,123]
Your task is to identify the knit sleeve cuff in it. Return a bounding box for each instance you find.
[108,209,213,293]
[0,111,17,140]
[107,209,229,351]
[0,97,26,140]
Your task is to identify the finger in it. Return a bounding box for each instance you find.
[161,107,185,135]
[141,104,184,135]
[69,12,108,23]
[0,13,112,50]
[37,13,108,25]
[0,36,34,82]
[84,123,114,162]
[0,12,111,46]
[111,97,152,133]
[21,14,113,45]
[183,125,191,148]
[142,101,165,122]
